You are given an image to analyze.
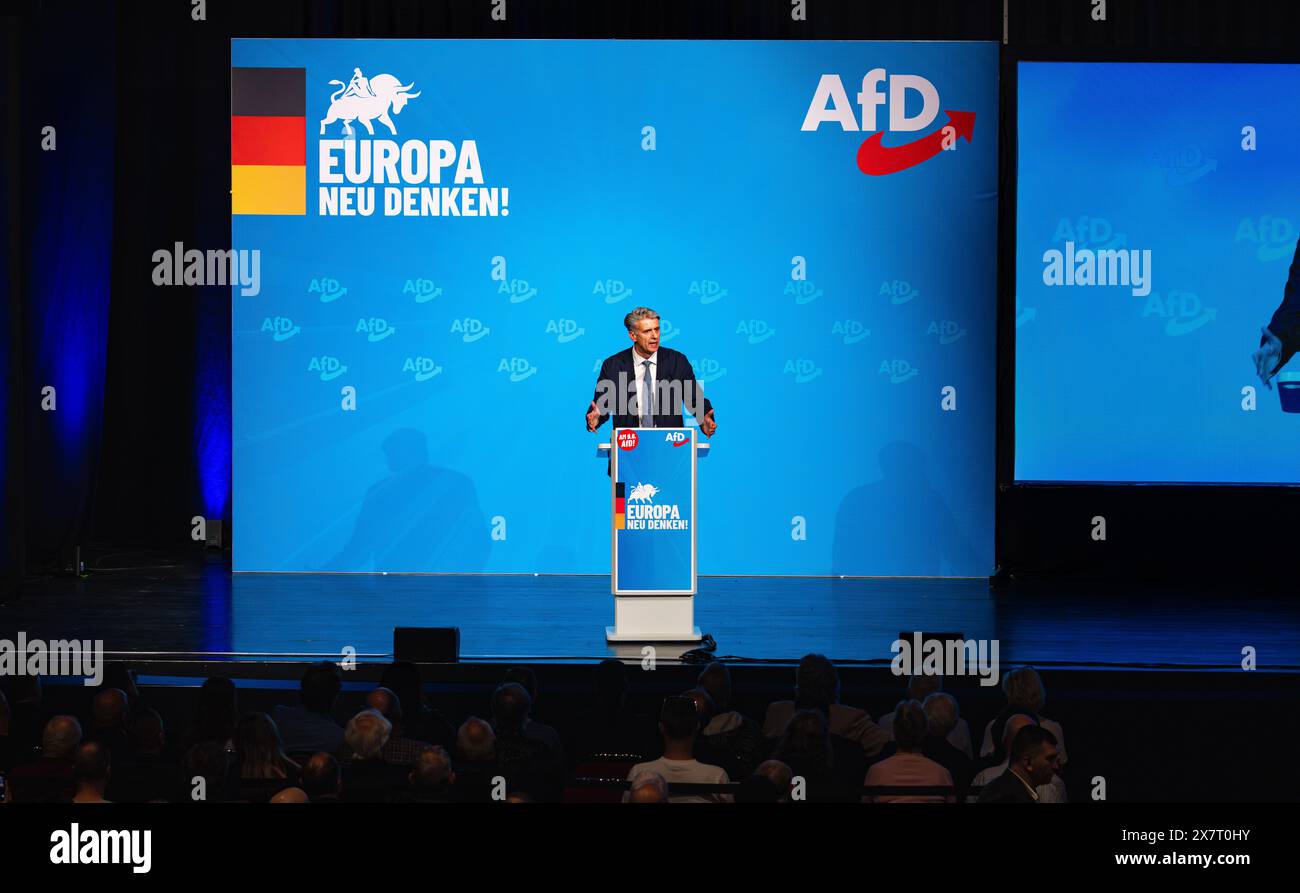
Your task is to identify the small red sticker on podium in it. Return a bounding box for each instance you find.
[617,430,639,450]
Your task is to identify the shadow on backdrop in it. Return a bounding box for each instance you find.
[832,440,980,577]
[325,428,488,572]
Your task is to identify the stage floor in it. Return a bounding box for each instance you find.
[3,557,1298,670]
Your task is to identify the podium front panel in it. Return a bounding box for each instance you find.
[611,427,696,595]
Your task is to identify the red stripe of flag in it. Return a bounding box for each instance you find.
[231,115,306,165]
[615,497,625,513]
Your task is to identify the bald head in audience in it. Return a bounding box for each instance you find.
[627,770,668,803]
[43,715,83,759]
[270,787,309,803]
[457,717,496,762]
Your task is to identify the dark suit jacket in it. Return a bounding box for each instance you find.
[589,346,714,431]
[1264,240,1300,374]
[976,768,1037,803]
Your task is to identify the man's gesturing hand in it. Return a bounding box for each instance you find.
[586,401,602,432]
[700,409,717,437]
[1254,325,1283,390]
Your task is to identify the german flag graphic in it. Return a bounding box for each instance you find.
[231,67,306,215]
[614,482,626,530]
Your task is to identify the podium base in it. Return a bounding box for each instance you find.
[605,625,702,644]
[607,593,700,643]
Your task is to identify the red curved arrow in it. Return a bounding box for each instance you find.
[856,110,975,176]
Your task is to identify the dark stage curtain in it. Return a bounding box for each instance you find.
[16,8,116,571]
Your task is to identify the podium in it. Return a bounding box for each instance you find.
[597,427,709,642]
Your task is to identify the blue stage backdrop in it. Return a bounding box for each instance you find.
[1016,62,1300,485]
[231,39,998,575]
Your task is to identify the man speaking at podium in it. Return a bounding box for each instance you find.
[585,306,718,437]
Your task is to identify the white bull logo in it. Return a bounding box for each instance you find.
[628,483,659,503]
[320,72,421,137]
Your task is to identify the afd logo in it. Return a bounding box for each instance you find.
[1235,216,1296,263]
[451,318,490,342]
[260,316,300,342]
[665,432,691,447]
[879,359,919,383]
[309,277,348,303]
[546,319,585,343]
[1150,146,1216,186]
[403,278,442,303]
[832,320,870,344]
[1053,217,1126,251]
[498,357,537,382]
[783,358,823,383]
[356,317,396,342]
[800,70,975,176]
[308,355,348,381]
[881,280,919,305]
[689,280,728,305]
[402,356,442,381]
[499,278,537,304]
[595,279,633,304]
[660,318,681,342]
[320,69,421,137]
[1141,290,1217,336]
[1015,295,1036,328]
[927,320,967,345]
[736,319,776,344]
[692,358,727,384]
[785,281,823,305]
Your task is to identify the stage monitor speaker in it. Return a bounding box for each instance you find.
[394,627,460,663]
[205,520,224,549]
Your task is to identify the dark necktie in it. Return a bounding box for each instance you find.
[640,358,655,427]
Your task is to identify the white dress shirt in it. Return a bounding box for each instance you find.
[631,347,658,425]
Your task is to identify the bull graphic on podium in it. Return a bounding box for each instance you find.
[628,483,660,503]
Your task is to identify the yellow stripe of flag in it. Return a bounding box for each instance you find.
[232,164,306,215]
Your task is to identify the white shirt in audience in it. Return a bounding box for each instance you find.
[625,758,732,804]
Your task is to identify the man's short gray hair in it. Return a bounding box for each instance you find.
[624,307,659,331]
[345,708,392,760]
[923,692,959,738]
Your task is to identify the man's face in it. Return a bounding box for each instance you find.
[628,318,660,356]
[1023,743,1061,787]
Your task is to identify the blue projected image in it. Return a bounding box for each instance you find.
[1016,61,1300,485]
